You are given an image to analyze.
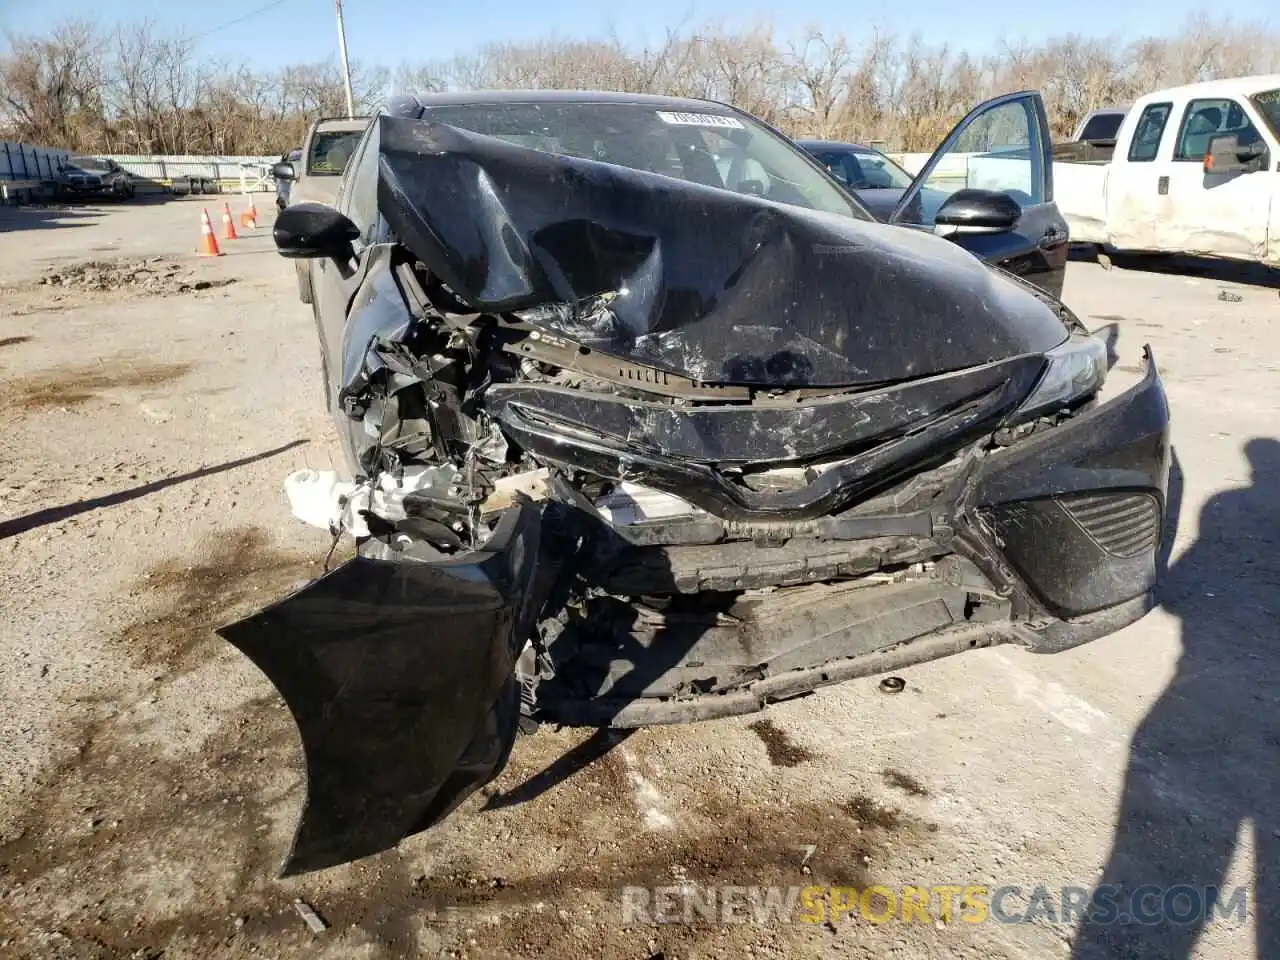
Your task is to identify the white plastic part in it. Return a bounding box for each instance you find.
[595,482,700,525]
[282,464,462,539]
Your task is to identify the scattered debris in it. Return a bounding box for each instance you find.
[1217,289,1243,303]
[293,898,328,934]
[882,768,930,797]
[841,795,902,830]
[878,676,906,694]
[34,257,235,296]
[748,718,818,767]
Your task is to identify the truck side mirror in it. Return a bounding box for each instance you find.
[1204,134,1268,175]
[272,161,297,181]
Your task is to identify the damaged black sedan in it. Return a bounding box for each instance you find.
[221,90,1170,876]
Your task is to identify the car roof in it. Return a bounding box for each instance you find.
[312,116,372,132]
[404,89,740,114]
[1136,74,1280,104]
[794,139,881,153]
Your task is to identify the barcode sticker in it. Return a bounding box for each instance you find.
[655,111,745,129]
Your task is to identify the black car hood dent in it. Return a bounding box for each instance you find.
[377,115,1068,388]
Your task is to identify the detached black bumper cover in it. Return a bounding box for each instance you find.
[217,503,542,876]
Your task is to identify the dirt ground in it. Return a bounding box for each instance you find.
[0,195,1277,960]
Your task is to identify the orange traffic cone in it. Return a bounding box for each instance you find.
[239,199,259,230]
[221,202,239,241]
[198,208,223,257]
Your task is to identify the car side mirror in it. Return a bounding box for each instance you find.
[272,161,297,181]
[274,202,360,261]
[1203,134,1268,175]
[933,188,1021,234]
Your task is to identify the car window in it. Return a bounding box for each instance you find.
[810,148,912,190]
[1077,112,1125,142]
[338,123,382,243]
[308,129,364,176]
[1127,103,1171,162]
[416,101,872,221]
[855,153,912,189]
[1173,98,1262,161]
[1248,88,1280,140]
[897,98,1041,227]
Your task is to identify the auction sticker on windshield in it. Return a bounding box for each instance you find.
[656,111,745,129]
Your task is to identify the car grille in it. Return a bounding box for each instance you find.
[1058,491,1160,558]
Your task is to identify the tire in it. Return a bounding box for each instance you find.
[297,261,313,304]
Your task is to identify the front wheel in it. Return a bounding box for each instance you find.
[297,261,313,304]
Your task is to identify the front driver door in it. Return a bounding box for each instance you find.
[890,91,1068,299]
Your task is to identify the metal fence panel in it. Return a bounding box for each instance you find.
[1,140,72,181]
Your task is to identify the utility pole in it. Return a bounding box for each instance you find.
[334,0,356,118]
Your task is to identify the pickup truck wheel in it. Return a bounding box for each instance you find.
[297,262,313,304]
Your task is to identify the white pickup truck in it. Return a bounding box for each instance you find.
[1055,75,1280,267]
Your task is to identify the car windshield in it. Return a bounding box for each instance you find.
[1250,89,1280,139]
[1077,113,1125,141]
[417,101,872,220]
[805,147,913,191]
[68,157,110,172]
[308,130,363,175]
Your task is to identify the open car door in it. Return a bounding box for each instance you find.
[217,502,543,875]
[889,90,1069,299]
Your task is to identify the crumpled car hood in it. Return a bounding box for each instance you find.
[377,114,1069,388]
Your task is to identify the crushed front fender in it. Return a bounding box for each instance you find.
[217,502,543,876]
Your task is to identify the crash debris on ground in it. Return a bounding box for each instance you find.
[32,258,236,296]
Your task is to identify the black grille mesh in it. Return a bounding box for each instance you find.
[1058,492,1160,558]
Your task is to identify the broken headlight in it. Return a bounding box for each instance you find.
[1016,334,1108,420]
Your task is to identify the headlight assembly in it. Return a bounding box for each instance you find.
[1016,334,1108,420]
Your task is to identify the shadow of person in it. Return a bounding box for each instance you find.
[1074,439,1280,958]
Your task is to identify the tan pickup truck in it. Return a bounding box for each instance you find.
[273,115,371,303]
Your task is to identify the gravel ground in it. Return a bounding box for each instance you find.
[0,196,1277,960]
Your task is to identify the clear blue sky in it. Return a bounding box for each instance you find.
[2,0,1273,70]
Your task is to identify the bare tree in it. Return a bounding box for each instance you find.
[2,14,1279,156]
[0,19,104,148]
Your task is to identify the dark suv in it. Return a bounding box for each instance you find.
[56,157,135,200]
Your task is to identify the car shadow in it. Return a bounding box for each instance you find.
[1073,438,1280,957]
[0,439,309,540]
[1068,245,1280,289]
[0,206,101,231]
